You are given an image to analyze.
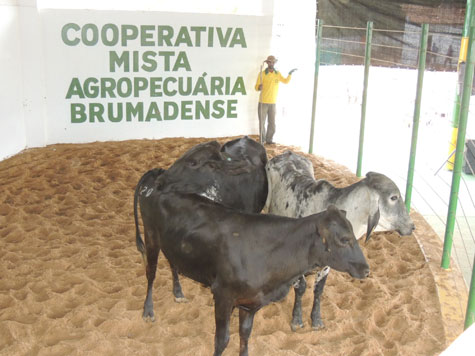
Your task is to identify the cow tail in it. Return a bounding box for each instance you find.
[134,168,162,256]
[134,174,146,256]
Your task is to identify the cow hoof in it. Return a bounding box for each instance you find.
[142,314,155,323]
[290,322,304,332]
[142,309,155,322]
[174,296,188,303]
[312,321,325,331]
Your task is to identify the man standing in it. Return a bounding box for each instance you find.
[255,55,296,145]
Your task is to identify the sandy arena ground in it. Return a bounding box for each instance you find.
[0,136,448,355]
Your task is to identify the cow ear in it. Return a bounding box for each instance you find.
[327,204,338,212]
[316,224,330,252]
[153,169,166,188]
[188,159,209,169]
[366,208,380,242]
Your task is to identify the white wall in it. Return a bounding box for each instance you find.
[37,0,272,16]
[20,0,47,148]
[0,0,317,161]
[270,0,316,150]
[0,1,27,160]
[41,10,273,143]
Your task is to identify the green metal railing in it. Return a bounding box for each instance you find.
[405,24,429,211]
[438,23,475,328]
[441,28,475,269]
[309,20,323,154]
[308,19,475,331]
[448,0,474,170]
[466,253,475,329]
[439,1,475,330]
[356,21,373,178]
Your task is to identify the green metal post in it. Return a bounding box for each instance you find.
[405,24,429,211]
[465,254,475,329]
[448,0,474,170]
[309,20,323,154]
[356,21,373,177]
[441,25,475,269]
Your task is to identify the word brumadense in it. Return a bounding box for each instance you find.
[70,100,238,123]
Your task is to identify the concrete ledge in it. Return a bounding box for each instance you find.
[411,211,468,344]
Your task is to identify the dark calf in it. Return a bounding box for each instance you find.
[135,189,369,356]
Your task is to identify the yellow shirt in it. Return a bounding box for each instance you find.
[255,69,291,104]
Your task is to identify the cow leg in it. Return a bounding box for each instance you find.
[239,308,256,356]
[213,295,233,356]
[290,275,306,331]
[311,266,330,330]
[143,242,160,322]
[170,263,187,303]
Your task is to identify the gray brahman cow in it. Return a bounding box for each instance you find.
[264,150,415,331]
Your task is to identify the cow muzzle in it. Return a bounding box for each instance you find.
[349,262,370,279]
[397,222,415,236]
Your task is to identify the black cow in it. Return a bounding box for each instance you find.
[134,136,268,302]
[134,180,370,356]
[155,136,267,213]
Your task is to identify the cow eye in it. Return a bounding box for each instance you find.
[337,235,352,246]
[390,195,398,201]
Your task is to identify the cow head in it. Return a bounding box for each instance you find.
[154,140,263,207]
[315,205,369,279]
[165,141,252,176]
[365,172,415,239]
[173,141,223,168]
[220,136,268,167]
[136,168,166,192]
[155,142,222,197]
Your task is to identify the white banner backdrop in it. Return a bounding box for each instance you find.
[41,9,272,143]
